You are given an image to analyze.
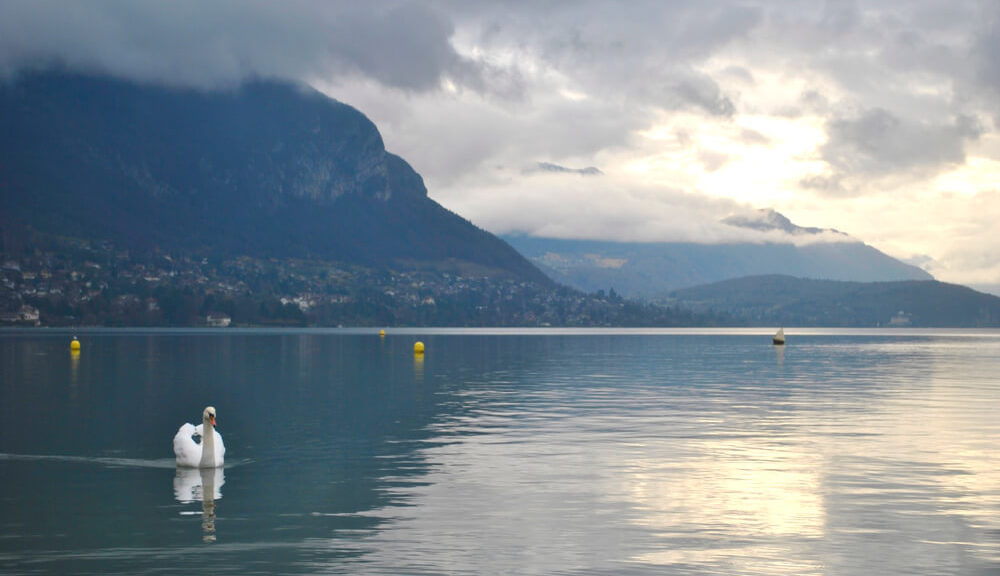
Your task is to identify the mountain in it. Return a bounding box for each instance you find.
[721,208,831,235]
[0,71,549,284]
[504,211,931,298]
[668,274,1000,327]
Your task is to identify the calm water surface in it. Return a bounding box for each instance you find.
[1,328,998,575]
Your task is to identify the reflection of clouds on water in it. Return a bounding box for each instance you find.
[625,438,824,572]
[175,467,224,543]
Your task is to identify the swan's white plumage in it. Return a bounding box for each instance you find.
[173,407,225,468]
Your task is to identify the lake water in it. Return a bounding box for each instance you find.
[1,328,998,575]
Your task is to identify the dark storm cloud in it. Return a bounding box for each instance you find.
[324,3,471,92]
[1,0,997,254]
[668,74,736,117]
[0,0,498,93]
[465,0,762,62]
[623,70,737,117]
[977,7,1000,84]
[0,1,989,118]
[821,108,982,177]
[447,0,760,113]
[972,4,1000,125]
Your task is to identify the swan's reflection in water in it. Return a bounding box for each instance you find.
[174,467,224,543]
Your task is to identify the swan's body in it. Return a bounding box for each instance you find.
[173,406,225,468]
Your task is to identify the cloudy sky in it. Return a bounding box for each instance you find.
[2,1,999,291]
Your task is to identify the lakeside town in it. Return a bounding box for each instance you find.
[1,234,703,328]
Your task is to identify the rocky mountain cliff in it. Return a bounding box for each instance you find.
[0,72,549,284]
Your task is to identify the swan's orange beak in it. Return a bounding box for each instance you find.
[210,415,217,427]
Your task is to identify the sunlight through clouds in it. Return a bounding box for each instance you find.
[2,0,998,289]
[935,156,1000,197]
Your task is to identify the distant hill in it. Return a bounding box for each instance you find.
[504,212,931,298]
[0,72,549,284]
[668,275,1000,327]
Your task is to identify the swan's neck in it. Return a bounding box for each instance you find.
[200,422,215,467]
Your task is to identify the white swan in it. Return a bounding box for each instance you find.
[173,406,225,468]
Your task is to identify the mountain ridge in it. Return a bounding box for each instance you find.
[0,71,549,284]
[722,208,841,236]
[503,215,932,298]
[2,71,990,328]
[668,274,1000,327]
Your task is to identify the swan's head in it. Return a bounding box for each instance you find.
[203,406,217,428]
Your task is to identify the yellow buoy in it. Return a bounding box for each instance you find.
[414,341,425,355]
[70,337,81,352]
[379,329,386,338]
